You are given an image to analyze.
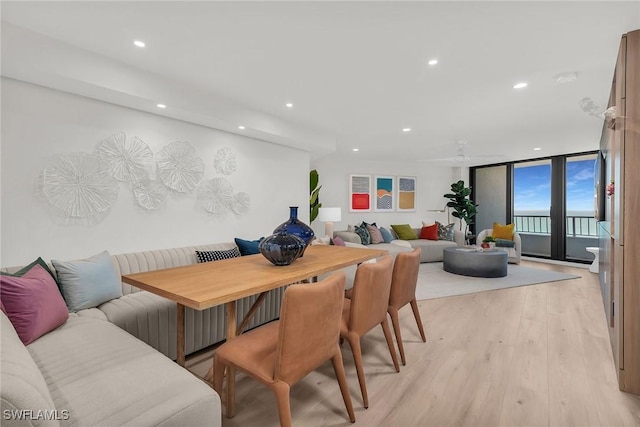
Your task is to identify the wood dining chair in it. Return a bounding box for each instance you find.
[213,272,355,427]
[387,248,425,365]
[340,254,399,408]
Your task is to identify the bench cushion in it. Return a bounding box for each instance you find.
[26,316,220,426]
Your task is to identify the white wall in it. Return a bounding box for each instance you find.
[1,78,309,266]
[311,154,463,236]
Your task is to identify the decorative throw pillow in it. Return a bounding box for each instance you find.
[195,247,241,263]
[493,222,515,240]
[354,223,371,245]
[436,222,456,241]
[234,237,264,256]
[1,257,62,293]
[52,251,122,312]
[379,227,394,243]
[419,224,439,240]
[391,224,418,240]
[332,236,346,246]
[495,238,515,248]
[366,223,384,244]
[0,264,69,344]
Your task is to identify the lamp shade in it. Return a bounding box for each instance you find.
[318,207,342,222]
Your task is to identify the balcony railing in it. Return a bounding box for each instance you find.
[514,215,597,237]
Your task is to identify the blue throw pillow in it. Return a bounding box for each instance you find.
[379,227,393,243]
[234,237,263,256]
[51,251,122,312]
[495,238,515,248]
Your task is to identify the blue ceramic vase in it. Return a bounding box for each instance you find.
[273,206,315,255]
[259,231,306,266]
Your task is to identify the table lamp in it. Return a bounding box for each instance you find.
[318,207,342,238]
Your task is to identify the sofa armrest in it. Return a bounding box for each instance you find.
[453,230,465,247]
[334,231,362,244]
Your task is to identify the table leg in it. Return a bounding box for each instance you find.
[177,303,185,367]
[225,301,237,418]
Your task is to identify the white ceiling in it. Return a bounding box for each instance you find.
[2,1,639,165]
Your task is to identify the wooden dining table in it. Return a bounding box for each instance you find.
[121,244,387,417]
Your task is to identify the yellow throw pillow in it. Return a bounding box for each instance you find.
[492,222,515,240]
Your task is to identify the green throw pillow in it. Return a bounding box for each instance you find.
[391,224,418,240]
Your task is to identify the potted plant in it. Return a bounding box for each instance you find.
[444,180,478,236]
[482,235,496,249]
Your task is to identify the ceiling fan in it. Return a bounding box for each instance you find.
[420,140,502,164]
[580,98,624,128]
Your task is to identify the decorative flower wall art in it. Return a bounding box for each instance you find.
[97,132,153,183]
[156,141,205,193]
[214,147,238,175]
[198,177,234,214]
[42,153,119,218]
[232,192,251,215]
[196,147,251,216]
[39,133,251,221]
[133,178,168,210]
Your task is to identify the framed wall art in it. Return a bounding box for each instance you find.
[396,176,417,212]
[349,174,372,212]
[374,175,394,212]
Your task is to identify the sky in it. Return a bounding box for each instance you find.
[514,158,595,213]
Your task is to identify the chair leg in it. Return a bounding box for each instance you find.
[331,349,356,423]
[380,319,400,372]
[212,355,226,396]
[388,306,406,365]
[271,381,292,427]
[410,299,426,342]
[345,332,369,408]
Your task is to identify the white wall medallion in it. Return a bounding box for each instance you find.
[197,177,234,215]
[232,192,250,215]
[156,141,205,193]
[97,132,153,183]
[41,153,119,218]
[214,147,238,175]
[133,179,168,210]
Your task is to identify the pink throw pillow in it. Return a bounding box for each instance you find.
[332,236,346,246]
[366,224,384,244]
[0,264,69,345]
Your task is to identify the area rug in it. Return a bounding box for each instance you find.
[415,262,580,300]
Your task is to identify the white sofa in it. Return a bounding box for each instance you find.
[334,227,464,263]
[1,242,285,426]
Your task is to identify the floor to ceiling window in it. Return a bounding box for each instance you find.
[471,151,598,263]
[513,160,552,258]
[565,154,598,261]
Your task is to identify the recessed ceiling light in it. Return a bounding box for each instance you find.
[428,59,438,66]
[285,103,293,108]
[238,125,246,130]
[352,148,359,152]
[133,40,146,48]
[534,147,542,151]
[402,128,411,133]
[156,103,166,109]
[513,82,528,89]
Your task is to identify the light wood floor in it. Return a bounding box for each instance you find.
[186,260,640,427]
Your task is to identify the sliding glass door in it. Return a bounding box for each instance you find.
[472,151,598,262]
[513,160,552,257]
[565,154,598,261]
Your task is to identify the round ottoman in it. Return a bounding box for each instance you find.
[443,247,508,278]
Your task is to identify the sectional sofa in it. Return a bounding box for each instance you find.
[1,242,285,426]
[334,226,464,263]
